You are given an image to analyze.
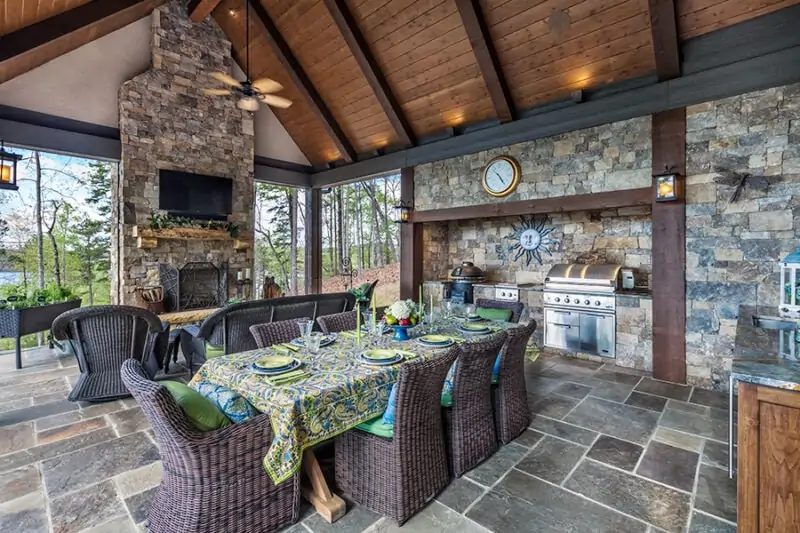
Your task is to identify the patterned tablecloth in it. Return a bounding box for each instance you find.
[189,319,522,484]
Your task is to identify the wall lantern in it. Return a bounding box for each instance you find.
[654,169,682,202]
[391,200,412,224]
[0,140,21,191]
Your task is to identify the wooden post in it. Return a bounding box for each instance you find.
[651,108,687,383]
[399,167,422,301]
[305,188,322,294]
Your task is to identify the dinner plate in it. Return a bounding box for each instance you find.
[290,334,337,347]
[254,355,295,370]
[360,324,392,334]
[250,359,302,376]
[458,323,491,334]
[362,349,401,361]
[417,335,455,348]
[418,334,452,345]
[358,353,403,366]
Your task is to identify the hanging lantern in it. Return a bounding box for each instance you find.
[654,168,682,202]
[391,200,412,224]
[0,141,21,191]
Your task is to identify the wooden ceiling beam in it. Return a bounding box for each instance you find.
[247,0,357,163]
[187,0,223,23]
[0,0,165,84]
[322,0,416,148]
[455,0,516,123]
[647,0,681,80]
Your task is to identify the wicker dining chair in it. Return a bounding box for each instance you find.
[52,305,166,402]
[443,332,508,477]
[120,360,300,533]
[316,311,357,335]
[249,318,308,348]
[493,320,537,443]
[474,298,525,323]
[335,347,459,525]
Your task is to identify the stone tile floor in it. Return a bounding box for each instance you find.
[0,347,737,533]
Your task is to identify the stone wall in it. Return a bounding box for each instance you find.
[114,1,254,305]
[684,82,800,389]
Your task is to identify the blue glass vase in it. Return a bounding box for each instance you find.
[392,325,411,341]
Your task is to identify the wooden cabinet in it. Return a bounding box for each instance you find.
[738,382,800,532]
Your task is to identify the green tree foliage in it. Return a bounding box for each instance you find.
[84,161,113,221]
[69,218,110,305]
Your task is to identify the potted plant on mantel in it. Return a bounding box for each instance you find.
[0,285,81,369]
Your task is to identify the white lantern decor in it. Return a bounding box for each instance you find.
[779,246,800,359]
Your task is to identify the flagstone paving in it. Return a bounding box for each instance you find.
[0,347,738,533]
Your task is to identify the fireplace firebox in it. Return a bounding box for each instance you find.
[159,261,228,312]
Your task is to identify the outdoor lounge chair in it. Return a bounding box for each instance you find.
[52,305,166,402]
[493,321,537,443]
[335,347,458,525]
[443,332,508,477]
[316,310,357,335]
[250,319,308,348]
[120,360,300,533]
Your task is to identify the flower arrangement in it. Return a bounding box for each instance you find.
[384,299,420,327]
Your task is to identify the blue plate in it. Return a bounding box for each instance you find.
[290,334,336,347]
[358,354,403,366]
[250,359,302,376]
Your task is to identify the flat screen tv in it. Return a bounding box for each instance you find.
[159,170,233,220]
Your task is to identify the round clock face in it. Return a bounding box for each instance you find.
[483,156,519,197]
[519,229,542,250]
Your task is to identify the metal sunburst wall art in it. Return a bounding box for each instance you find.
[505,216,558,266]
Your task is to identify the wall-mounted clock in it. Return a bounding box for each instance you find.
[482,155,520,197]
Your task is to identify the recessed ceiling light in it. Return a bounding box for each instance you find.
[229,9,236,15]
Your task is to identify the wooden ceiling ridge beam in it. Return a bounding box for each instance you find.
[246,0,357,163]
[455,0,516,123]
[322,0,416,148]
[187,0,223,23]
[647,0,681,80]
[0,0,159,64]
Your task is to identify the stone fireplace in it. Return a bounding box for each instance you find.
[111,1,254,306]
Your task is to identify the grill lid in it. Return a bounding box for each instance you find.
[449,261,486,282]
[545,263,621,288]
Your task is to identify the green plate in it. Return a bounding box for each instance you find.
[461,324,490,331]
[419,335,453,344]
[362,349,401,361]
[255,355,295,369]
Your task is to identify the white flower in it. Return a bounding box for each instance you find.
[388,300,414,319]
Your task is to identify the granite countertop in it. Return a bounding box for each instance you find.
[616,288,652,298]
[732,359,800,391]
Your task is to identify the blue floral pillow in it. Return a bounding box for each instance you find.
[381,383,398,425]
[194,382,258,423]
[493,354,502,377]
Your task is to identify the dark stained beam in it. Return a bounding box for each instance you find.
[247,0,357,163]
[0,0,165,83]
[399,168,422,301]
[187,0,222,22]
[410,188,652,224]
[455,0,516,122]
[322,0,416,148]
[647,0,681,80]
[651,108,686,384]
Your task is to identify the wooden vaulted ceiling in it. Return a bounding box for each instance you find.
[1,0,798,167]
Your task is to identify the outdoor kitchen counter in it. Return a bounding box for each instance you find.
[731,358,800,391]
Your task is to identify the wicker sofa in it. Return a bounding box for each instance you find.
[179,292,356,373]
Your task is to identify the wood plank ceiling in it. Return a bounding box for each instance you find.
[1,0,798,166]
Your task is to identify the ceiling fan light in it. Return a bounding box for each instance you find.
[237,96,259,111]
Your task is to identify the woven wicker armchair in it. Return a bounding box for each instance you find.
[316,311,357,335]
[120,360,300,533]
[443,332,508,477]
[250,318,308,348]
[335,347,458,525]
[493,320,537,443]
[474,298,525,323]
[52,306,166,402]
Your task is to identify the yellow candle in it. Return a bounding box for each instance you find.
[371,294,377,326]
[430,293,433,315]
[356,305,361,345]
[418,284,423,313]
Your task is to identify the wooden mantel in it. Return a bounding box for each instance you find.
[132,226,251,250]
[408,188,652,224]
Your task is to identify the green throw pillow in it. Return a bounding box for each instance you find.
[476,307,513,322]
[356,416,394,438]
[161,381,232,432]
[441,392,453,407]
[205,342,225,359]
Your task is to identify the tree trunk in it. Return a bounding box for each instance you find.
[336,187,344,274]
[34,152,45,289]
[355,184,363,271]
[382,178,397,263]
[87,263,94,305]
[365,183,384,268]
[263,230,290,291]
[45,201,62,287]
[289,189,298,295]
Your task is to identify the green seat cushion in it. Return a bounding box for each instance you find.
[491,374,498,385]
[441,392,453,407]
[355,416,394,438]
[205,342,225,359]
[161,381,232,432]
[476,307,513,322]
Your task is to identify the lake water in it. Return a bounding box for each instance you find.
[0,272,22,286]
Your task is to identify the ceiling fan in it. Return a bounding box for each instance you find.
[201,0,292,112]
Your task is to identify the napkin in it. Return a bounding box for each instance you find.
[280,343,300,352]
[265,370,309,386]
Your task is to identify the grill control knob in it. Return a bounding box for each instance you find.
[564,297,570,303]
[554,297,560,303]
[584,299,590,305]
[781,307,790,312]
[595,301,601,306]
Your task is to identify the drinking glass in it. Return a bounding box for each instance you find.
[426,307,437,333]
[297,319,314,341]
[464,303,476,318]
[444,300,456,320]
[306,332,324,354]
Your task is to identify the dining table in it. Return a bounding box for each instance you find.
[188,318,524,522]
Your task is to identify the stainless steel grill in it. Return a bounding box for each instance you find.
[543,263,621,358]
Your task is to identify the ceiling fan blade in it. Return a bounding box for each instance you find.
[202,88,234,96]
[251,77,283,94]
[259,94,293,109]
[211,72,242,88]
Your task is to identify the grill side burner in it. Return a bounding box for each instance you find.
[543,263,621,358]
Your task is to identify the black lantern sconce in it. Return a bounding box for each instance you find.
[654,167,682,202]
[0,140,21,191]
[391,200,412,224]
